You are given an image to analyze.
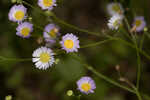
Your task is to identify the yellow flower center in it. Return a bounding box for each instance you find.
[14,10,25,20]
[135,20,142,27]
[112,4,121,13]
[49,28,57,38]
[43,0,53,7]
[40,52,50,63]
[21,27,30,37]
[64,40,74,49]
[113,20,119,27]
[81,83,91,92]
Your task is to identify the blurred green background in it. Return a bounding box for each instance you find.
[0,0,150,100]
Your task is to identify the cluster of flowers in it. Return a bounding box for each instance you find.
[107,2,146,32]
[8,0,96,95]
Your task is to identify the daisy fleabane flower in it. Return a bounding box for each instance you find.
[107,2,124,16]
[108,15,123,30]
[16,22,33,38]
[32,47,55,70]
[43,24,60,44]
[38,0,57,10]
[132,16,146,32]
[77,76,96,94]
[8,5,27,23]
[60,33,80,53]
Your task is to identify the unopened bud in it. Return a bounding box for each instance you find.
[28,17,32,21]
[16,0,22,3]
[119,77,126,82]
[55,59,60,64]
[11,0,16,3]
[144,27,148,32]
[67,90,73,96]
[5,95,12,100]
[45,11,53,16]
[115,65,120,71]
[37,37,43,44]
[130,26,137,33]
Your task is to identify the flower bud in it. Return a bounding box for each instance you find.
[67,90,73,96]
[5,95,12,100]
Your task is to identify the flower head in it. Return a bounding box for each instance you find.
[60,33,80,53]
[32,47,55,70]
[107,2,124,16]
[108,14,123,30]
[43,24,60,43]
[8,5,27,23]
[16,22,33,38]
[77,76,96,94]
[38,0,57,10]
[132,16,146,32]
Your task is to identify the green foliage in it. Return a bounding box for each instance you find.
[0,0,150,100]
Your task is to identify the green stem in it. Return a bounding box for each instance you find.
[140,34,145,50]
[133,87,143,100]
[81,39,113,48]
[85,64,135,93]
[124,16,142,89]
[72,54,144,100]
[51,13,101,37]
[145,32,150,39]
[77,95,81,100]
[71,55,135,93]
[0,56,31,62]
[134,39,141,89]
[143,94,150,100]
[22,1,100,37]
[22,1,150,61]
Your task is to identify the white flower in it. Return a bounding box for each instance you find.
[107,15,123,30]
[8,5,27,23]
[38,0,57,10]
[107,2,124,16]
[132,16,146,32]
[32,47,55,70]
[60,33,80,53]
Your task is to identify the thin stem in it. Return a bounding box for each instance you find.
[135,40,141,89]
[143,94,150,100]
[121,78,142,100]
[22,1,45,16]
[22,1,150,61]
[133,87,143,100]
[85,64,135,93]
[71,55,135,93]
[80,39,113,48]
[136,45,141,89]
[0,56,31,62]
[132,35,141,89]
[77,95,81,100]
[124,16,142,89]
[51,13,101,37]
[71,54,144,100]
[145,32,150,39]
[140,34,145,50]
[22,1,101,37]
[124,16,131,31]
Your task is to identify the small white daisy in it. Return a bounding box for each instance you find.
[60,33,80,53]
[8,5,27,23]
[107,15,123,30]
[132,16,146,32]
[16,22,33,38]
[107,2,124,16]
[32,47,55,70]
[43,24,60,44]
[77,76,96,94]
[38,0,57,10]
